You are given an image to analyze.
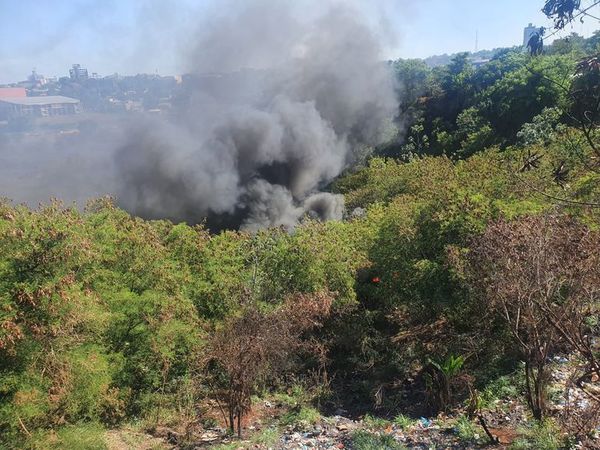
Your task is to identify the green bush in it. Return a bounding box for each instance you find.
[510,419,565,450]
[280,406,321,426]
[351,431,406,450]
[393,414,416,431]
[363,414,391,430]
[0,119,598,444]
[26,422,107,450]
[453,415,480,444]
[57,346,114,422]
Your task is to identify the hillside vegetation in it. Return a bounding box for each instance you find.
[2,30,600,450]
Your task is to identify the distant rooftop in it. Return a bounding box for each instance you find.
[0,87,26,98]
[0,96,79,105]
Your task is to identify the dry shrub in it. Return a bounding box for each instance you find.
[470,214,600,423]
[206,291,333,436]
[561,374,600,439]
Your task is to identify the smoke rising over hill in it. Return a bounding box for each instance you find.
[0,0,400,231]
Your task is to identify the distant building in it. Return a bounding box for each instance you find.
[523,23,541,47]
[0,87,27,98]
[0,96,80,120]
[69,64,89,81]
[28,70,46,85]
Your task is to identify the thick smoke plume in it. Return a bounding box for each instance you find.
[0,0,399,231]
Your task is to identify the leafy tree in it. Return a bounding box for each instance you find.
[425,53,476,134]
[392,59,433,125]
[480,55,573,142]
[517,107,564,146]
[548,33,586,57]
[569,54,600,162]
[471,51,526,92]
[455,107,494,157]
[543,0,582,29]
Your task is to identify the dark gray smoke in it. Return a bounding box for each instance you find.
[114,0,399,230]
[0,0,400,231]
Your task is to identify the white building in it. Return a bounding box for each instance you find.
[523,23,540,47]
[69,64,89,81]
[0,96,80,120]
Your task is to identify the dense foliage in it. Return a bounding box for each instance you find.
[385,31,600,159]
[2,27,600,450]
[2,126,598,447]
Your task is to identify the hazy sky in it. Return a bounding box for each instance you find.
[1,0,598,84]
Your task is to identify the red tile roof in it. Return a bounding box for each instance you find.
[0,87,27,98]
